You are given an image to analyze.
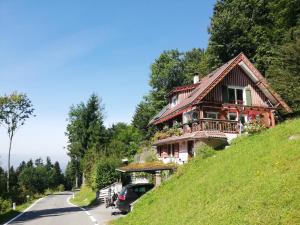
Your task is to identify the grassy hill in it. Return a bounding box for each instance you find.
[112,119,300,225]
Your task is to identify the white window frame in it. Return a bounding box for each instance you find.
[205,111,218,120]
[227,85,245,105]
[227,113,248,123]
[171,95,178,108]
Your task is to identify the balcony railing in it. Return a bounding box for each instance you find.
[182,119,239,134]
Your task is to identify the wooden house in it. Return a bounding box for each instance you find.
[150,53,291,164]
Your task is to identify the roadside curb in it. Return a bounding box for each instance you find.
[67,194,99,225]
[3,197,45,225]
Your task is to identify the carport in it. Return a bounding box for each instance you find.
[116,162,177,187]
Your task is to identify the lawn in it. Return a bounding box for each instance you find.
[70,185,97,207]
[113,118,300,225]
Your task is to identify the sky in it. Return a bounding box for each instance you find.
[0,0,215,170]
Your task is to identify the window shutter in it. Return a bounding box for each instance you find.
[245,88,252,106]
[222,85,229,103]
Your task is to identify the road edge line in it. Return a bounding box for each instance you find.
[3,196,45,225]
[67,194,99,225]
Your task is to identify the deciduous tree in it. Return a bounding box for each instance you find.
[0,92,35,192]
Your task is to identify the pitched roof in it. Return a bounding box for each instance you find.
[151,53,292,125]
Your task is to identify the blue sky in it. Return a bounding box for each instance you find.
[0,0,215,169]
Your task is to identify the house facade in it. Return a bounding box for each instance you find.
[150,53,291,164]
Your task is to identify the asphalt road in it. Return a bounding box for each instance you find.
[5,192,96,225]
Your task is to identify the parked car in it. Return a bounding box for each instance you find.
[116,183,154,213]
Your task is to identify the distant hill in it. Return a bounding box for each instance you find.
[0,153,68,171]
[113,118,300,225]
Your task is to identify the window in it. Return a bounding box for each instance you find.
[228,87,244,104]
[157,146,162,157]
[192,111,199,120]
[171,95,178,107]
[240,115,247,124]
[183,110,198,124]
[228,113,237,121]
[168,144,175,157]
[227,113,248,123]
[205,112,218,119]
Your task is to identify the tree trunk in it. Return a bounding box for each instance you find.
[75,175,78,189]
[7,134,13,193]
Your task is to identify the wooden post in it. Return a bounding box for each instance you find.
[199,105,204,119]
[270,110,275,128]
[155,171,162,187]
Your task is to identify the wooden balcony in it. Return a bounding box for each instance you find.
[182,119,239,134]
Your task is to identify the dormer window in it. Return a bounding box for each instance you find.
[171,95,178,107]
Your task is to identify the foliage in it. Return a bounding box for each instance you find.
[64,160,77,190]
[194,143,215,159]
[107,123,142,159]
[208,0,300,74]
[113,118,300,225]
[57,184,65,192]
[245,119,267,134]
[91,158,120,191]
[266,25,300,112]
[0,197,12,214]
[132,49,209,140]
[134,146,158,163]
[152,127,183,141]
[66,94,107,187]
[132,100,157,140]
[15,157,65,196]
[0,92,35,192]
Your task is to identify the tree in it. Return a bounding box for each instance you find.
[0,92,35,192]
[132,100,157,140]
[132,48,209,140]
[66,94,107,187]
[107,123,142,158]
[207,0,300,73]
[18,166,48,194]
[266,25,300,112]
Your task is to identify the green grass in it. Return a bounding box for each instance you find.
[70,185,96,207]
[113,118,300,225]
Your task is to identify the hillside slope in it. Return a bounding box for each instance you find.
[113,119,300,225]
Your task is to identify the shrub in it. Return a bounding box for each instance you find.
[245,119,267,134]
[0,197,12,214]
[153,127,183,141]
[57,184,65,192]
[44,188,53,195]
[91,158,120,191]
[194,143,215,159]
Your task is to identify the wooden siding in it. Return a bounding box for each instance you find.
[204,66,268,107]
[178,90,193,103]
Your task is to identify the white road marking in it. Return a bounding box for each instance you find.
[67,194,99,225]
[3,197,45,225]
[90,216,97,222]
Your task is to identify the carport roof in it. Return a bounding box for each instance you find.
[116,162,177,173]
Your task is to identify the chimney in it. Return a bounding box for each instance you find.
[193,72,200,84]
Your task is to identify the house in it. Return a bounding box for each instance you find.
[150,53,292,164]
